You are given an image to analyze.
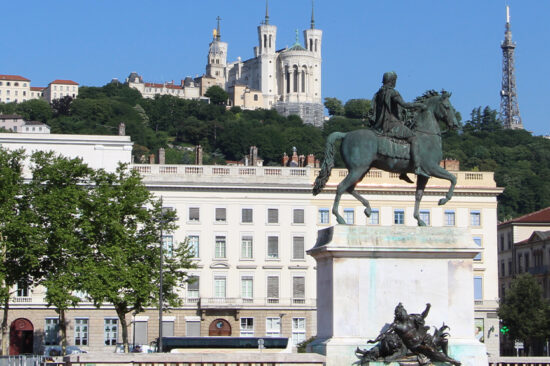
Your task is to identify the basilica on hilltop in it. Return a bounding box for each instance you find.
[126,2,324,126]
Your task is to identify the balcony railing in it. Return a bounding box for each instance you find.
[13,296,32,303]
[183,297,315,307]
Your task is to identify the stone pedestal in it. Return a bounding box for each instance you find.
[307,225,487,366]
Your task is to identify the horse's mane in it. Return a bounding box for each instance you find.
[414,89,450,103]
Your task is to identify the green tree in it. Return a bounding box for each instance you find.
[344,98,371,119]
[51,96,73,117]
[205,85,229,105]
[16,99,52,122]
[80,165,194,352]
[0,149,42,355]
[324,97,344,116]
[498,273,550,355]
[28,151,94,354]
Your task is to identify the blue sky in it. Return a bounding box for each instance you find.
[2,1,548,136]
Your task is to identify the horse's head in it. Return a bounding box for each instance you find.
[434,90,459,131]
[415,90,459,133]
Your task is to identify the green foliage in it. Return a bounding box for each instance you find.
[204,85,229,105]
[15,99,53,122]
[51,96,73,117]
[498,273,550,354]
[324,97,344,116]
[442,107,550,220]
[344,98,371,119]
[79,165,195,352]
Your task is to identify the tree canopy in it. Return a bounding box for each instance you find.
[498,273,550,355]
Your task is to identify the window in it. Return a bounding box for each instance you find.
[162,320,174,337]
[242,208,253,223]
[241,236,253,259]
[241,276,253,300]
[394,209,405,225]
[267,236,279,259]
[162,235,173,258]
[319,208,329,224]
[240,318,254,336]
[292,318,306,346]
[188,235,199,258]
[344,209,355,225]
[444,210,455,226]
[189,207,199,222]
[74,319,88,346]
[44,318,60,345]
[215,208,226,222]
[267,276,279,303]
[369,209,379,225]
[473,237,482,261]
[419,210,430,226]
[254,94,258,101]
[214,276,226,298]
[266,317,281,337]
[267,208,279,224]
[470,211,481,226]
[499,234,504,252]
[293,209,305,224]
[293,236,305,260]
[16,281,29,297]
[293,276,305,304]
[500,261,505,276]
[474,276,483,301]
[104,318,118,346]
[187,276,199,300]
[134,320,148,344]
[186,319,200,336]
[215,236,226,259]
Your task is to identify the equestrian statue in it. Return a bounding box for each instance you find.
[313,72,459,226]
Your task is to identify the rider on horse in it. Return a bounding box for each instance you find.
[370,71,428,182]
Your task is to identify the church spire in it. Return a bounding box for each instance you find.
[264,0,270,25]
[310,0,315,29]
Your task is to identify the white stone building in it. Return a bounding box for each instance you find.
[0,75,32,103]
[0,134,502,356]
[42,79,79,103]
[127,4,324,126]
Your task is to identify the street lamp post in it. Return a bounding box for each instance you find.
[159,200,164,353]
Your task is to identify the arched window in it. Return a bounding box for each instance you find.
[301,66,307,93]
[269,35,272,48]
[264,34,267,48]
[254,94,258,101]
[293,65,298,93]
[285,66,290,94]
[309,39,313,51]
[315,39,318,52]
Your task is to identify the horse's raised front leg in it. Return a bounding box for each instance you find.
[428,165,457,206]
[413,175,429,226]
[333,168,368,224]
[348,188,372,218]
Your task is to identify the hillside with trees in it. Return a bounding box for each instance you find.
[1,84,549,221]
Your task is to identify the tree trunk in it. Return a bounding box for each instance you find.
[1,297,9,356]
[116,307,129,353]
[59,309,67,355]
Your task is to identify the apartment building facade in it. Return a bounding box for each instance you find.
[0,133,502,355]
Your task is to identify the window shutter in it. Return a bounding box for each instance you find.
[293,277,305,298]
[188,276,199,291]
[268,236,278,258]
[293,237,305,259]
[242,208,253,223]
[189,207,200,221]
[268,209,278,223]
[267,276,279,298]
[293,209,304,224]
[216,208,226,221]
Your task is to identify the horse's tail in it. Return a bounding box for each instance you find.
[313,131,347,195]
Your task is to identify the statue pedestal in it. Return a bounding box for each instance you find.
[307,225,488,366]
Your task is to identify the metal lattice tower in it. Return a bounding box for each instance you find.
[500,5,523,130]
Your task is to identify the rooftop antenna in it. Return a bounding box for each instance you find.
[265,0,270,25]
[311,0,315,29]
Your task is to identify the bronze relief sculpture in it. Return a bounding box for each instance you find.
[355,303,461,365]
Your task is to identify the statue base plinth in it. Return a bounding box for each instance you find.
[306,225,488,366]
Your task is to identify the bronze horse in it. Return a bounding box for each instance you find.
[313,91,459,226]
